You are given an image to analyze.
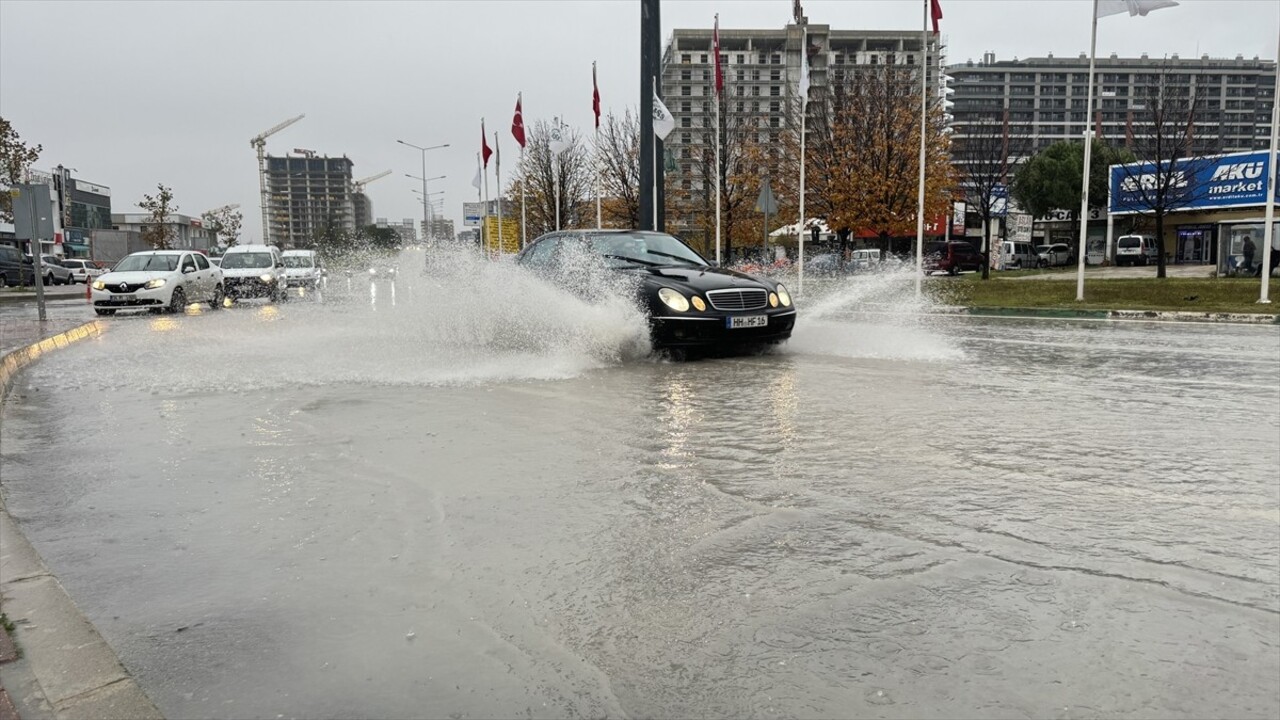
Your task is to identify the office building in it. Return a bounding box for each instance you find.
[376,218,417,244]
[424,217,454,243]
[948,52,1277,170]
[265,153,356,248]
[111,213,218,252]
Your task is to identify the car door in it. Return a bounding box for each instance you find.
[178,253,198,295]
[193,254,213,299]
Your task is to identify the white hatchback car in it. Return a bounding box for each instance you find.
[90,250,224,316]
[60,258,106,284]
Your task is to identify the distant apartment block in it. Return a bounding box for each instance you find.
[948,51,1277,172]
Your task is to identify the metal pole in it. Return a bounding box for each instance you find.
[715,69,722,264]
[1076,0,1100,301]
[496,131,504,254]
[30,190,47,322]
[421,149,429,245]
[639,0,657,231]
[652,78,659,231]
[1259,18,1279,304]
[799,29,808,296]
[555,118,562,232]
[914,0,929,298]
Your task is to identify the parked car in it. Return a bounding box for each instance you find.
[923,241,982,275]
[37,255,75,285]
[999,241,1040,270]
[1036,243,1074,268]
[220,244,287,302]
[0,245,35,288]
[209,256,222,267]
[282,249,324,288]
[805,253,843,276]
[89,250,224,315]
[850,248,882,271]
[60,258,106,284]
[517,229,795,352]
[1114,235,1160,266]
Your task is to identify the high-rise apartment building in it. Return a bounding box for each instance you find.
[424,217,454,243]
[948,52,1277,172]
[265,154,355,248]
[376,218,417,244]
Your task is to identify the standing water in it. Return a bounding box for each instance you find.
[2,255,1277,719]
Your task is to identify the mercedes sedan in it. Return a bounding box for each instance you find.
[517,230,796,352]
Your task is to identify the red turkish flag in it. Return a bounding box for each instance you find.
[592,64,601,129]
[713,15,723,96]
[481,120,493,168]
[511,95,526,149]
[930,0,943,33]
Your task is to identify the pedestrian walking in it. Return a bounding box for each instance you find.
[1242,235,1256,274]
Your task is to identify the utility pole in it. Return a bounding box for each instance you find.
[639,0,663,231]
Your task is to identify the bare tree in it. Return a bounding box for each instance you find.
[952,111,1032,278]
[138,184,177,249]
[1111,64,1220,278]
[202,206,243,248]
[597,110,641,229]
[506,120,594,239]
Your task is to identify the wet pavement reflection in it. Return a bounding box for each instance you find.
[1,260,1277,719]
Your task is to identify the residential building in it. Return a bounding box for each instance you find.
[660,22,945,234]
[352,192,373,228]
[265,153,356,248]
[948,52,1277,168]
[111,213,218,252]
[376,218,417,244]
[424,217,454,243]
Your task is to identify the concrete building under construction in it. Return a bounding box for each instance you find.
[265,153,355,248]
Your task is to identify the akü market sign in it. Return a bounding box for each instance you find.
[1109,150,1278,216]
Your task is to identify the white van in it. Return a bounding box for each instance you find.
[999,241,1038,270]
[220,244,287,302]
[1115,235,1160,266]
[850,248,881,271]
[282,249,324,289]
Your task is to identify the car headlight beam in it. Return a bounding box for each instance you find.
[776,283,792,307]
[657,287,690,312]
[260,274,275,283]
[144,278,166,290]
[91,280,105,290]
[690,296,706,312]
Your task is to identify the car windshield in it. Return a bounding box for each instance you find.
[283,257,314,268]
[586,232,707,268]
[114,254,179,272]
[1036,245,1050,253]
[222,252,273,269]
[1118,238,1141,248]
[925,242,948,255]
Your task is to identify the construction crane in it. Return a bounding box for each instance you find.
[204,203,241,215]
[352,170,391,194]
[250,114,304,246]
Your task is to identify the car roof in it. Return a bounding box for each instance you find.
[281,249,315,255]
[226,244,277,252]
[129,250,186,255]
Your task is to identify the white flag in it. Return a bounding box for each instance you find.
[1096,0,1178,17]
[549,119,570,156]
[798,31,810,107]
[471,157,482,190]
[653,93,675,140]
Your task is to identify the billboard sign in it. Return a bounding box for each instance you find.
[1110,150,1278,216]
[463,202,485,227]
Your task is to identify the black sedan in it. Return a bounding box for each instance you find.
[516,230,796,351]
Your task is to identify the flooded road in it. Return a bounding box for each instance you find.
[2,261,1278,719]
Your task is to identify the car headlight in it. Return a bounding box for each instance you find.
[260,274,275,283]
[690,296,706,312]
[91,280,105,290]
[769,292,779,307]
[657,287,690,312]
[776,284,792,307]
[144,278,166,290]
[368,268,377,275]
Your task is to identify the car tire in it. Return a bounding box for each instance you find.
[210,285,224,310]
[168,287,186,314]
[94,309,115,316]
[948,265,958,276]
[0,273,7,289]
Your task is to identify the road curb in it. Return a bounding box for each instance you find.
[965,306,1280,324]
[0,321,163,720]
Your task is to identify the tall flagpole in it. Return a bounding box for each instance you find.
[482,121,491,258]
[652,76,660,231]
[914,0,929,298]
[1258,18,1279,304]
[554,118,562,231]
[495,131,504,255]
[714,14,723,265]
[520,92,527,249]
[798,28,808,296]
[1076,0,1101,301]
[595,62,603,229]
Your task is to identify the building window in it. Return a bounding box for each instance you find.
[682,85,691,96]
[681,69,691,81]
[907,54,916,65]
[681,117,691,127]
[681,54,690,63]
[700,54,708,64]
[770,86,780,96]
[770,69,781,81]
[771,54,781,65]
[770,116,780,128]
[752,86,760,96]
[736,54,745,64]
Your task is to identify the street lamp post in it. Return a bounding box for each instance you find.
[407,174,446,242]
[397,140,449,245]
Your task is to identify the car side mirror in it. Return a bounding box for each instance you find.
[183,266,195,274]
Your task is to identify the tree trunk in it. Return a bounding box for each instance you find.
[1155,210,1167,278]
[981,212,991,280]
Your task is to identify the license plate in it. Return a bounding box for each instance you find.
[109,294,127,301]
[727,315,768,329]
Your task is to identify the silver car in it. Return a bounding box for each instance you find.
[60,258,106,284]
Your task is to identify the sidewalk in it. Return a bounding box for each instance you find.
[0,319,163,720]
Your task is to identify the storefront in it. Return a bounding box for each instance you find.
[1109,150,1278,271]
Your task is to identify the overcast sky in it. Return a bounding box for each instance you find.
[1,0,1275,239]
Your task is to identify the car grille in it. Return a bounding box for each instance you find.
[706,288,768,311]
[106,282,145,294]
